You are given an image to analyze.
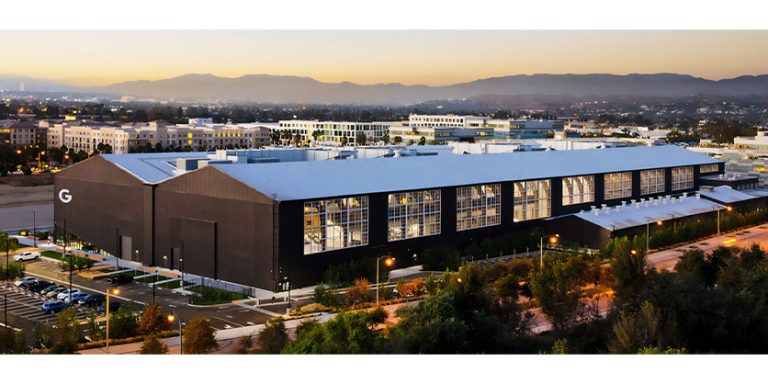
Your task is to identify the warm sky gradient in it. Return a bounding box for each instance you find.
[3,30,768,86]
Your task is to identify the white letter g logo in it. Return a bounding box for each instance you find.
[58,189,72,204]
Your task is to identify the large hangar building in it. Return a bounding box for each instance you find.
[55,146,737,291]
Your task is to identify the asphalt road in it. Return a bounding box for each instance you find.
[647,223,768,270]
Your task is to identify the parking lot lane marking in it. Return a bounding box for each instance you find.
[23,271,146,306]
[210,316,245,328]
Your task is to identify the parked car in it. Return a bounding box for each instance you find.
[40,284,60,296]
[77,293,105,307]
[64,292,90,304]
[46,287,67,298]
[41,300,69,314]
[13,251,40,262]
[97,301,121,313]
[57,288,81,301]
[14,277,37,287]
[106,274,133,285]
[27,281,54,293]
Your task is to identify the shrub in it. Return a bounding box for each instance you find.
[346,278,371,304]
[0,261,25,280]
[322,256,379,286]
[312,284,338,307]
[256,320,289,354]
[140,333,169,354]
[419,247,461,271]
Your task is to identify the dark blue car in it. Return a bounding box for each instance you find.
[41,300,69,314]
[97,301,121,313]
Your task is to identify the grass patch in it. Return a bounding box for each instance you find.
[41,250,64,260]
[133,274,164,284]
[189,285,248,305]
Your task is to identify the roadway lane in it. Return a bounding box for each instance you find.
[648,223,768,270]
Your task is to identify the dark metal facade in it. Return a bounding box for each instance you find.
[55,155,723,291]
[54,156,153,264]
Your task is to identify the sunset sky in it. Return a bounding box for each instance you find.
[3,30,767,86]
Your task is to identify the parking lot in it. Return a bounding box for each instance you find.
[0,283,96,324]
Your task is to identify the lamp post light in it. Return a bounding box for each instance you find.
[376,256,395,307]
[539,234,560,267]
[716,205,733,235]
[31,210,36,248]
[105,287,120,354]
[167,314,182,354]
[646,219,663,254]
[179,258,184,288]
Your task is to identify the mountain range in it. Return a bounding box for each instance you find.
[3,73,768,104]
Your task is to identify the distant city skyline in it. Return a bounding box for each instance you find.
[2,30,768,87]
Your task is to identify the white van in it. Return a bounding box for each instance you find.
[13,251,40,262]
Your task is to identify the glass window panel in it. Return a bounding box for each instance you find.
[562,175,595,206]
[303,196,369,255]
[456,184,502,231]
[604,172,632,200]
[640,169,666,195]
[671,166,694,191]
[387,189,442,241]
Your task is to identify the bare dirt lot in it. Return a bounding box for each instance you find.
[0,183,53,208]
[0,173,54,187]
[0,183,54,231]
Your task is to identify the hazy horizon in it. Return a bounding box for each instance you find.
[2,30,768,87]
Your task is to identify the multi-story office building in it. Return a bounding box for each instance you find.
[54,145,744,292]
[45,120,270,153]
[403,114,565,140]
[275,120,393,146]
[387,125,493,144]
[0,120,48,148]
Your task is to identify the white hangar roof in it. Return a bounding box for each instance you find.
[211,146,721,201]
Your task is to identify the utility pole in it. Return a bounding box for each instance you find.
[32,210,36,248]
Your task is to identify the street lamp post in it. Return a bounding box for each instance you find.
[179,257,184,288]
[31,210,36,248]
[114,228,120,269]
[717,205,733,235]
[539,234,560,267]
[375,256,395,307]
[168,314,182,354]
[646,220,663,254]
[105,287,120,354]
[4,238,9,288]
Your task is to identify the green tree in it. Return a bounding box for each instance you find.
[609,301,674,353]
[609,236,652,307]
[528,254,586,333]
[50,308,81,354]
[109,305,138,340]
[235,335,254,354]
[382,133,390,144]
[419,246,461,271]
[346,278,370,304]
[389,264,528,353]
[256,320,289,354]
[183,317,218,354]
[86,311,102,342]
[355,132,367,146]
[137,300,167,335]
[551,338,569,354]
[393,136,403,144]
[140,333,169,354]
[312,284,338,307]
[418,136,426,145]
[311,129,321,144]
[283,312,383,354]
